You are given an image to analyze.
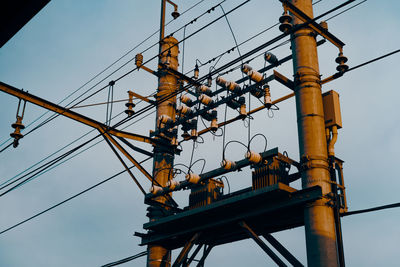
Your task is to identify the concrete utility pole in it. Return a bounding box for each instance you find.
[290,0,339,266]
[146,2,179,266]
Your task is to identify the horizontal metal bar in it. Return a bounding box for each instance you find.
[0,81,155,144]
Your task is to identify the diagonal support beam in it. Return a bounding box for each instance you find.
[239,221,287,267]
[196,245,213,267]
[100,130,146,194]
[172,233,201,267]
[185,243,204,266]
[99,127,154,183]
[0,81,155,144]
[262,234,304,267]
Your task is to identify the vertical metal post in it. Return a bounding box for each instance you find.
[289,0,339,266]
[146,2,179,266]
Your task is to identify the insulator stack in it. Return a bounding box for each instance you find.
[206,75,213,87]
[149,185,163,194]
[177,105,193,117]
[10,116,25,148]
[279,12,293,33]
[198,94,214,106]
[245,150,263,164]
[239,102,247,118]
[210,117,218,132]
[190,119,198,139]
[241,64,253,74]
[248,70,263,83]
[263,85,272,108]
[170,127,178,146]
[335,53,349,73]
[159,114,173,125]
[194,64,199,79]
[180,95,194,107]
[166,179,180,190]
[264,52,278,65]
[186,173,201,184]
[216,76,227,87]
[135,53,143,67]
[125,91,136,116]
[197,85,212,96]
[225,81,241,94]
[221,159,236,170]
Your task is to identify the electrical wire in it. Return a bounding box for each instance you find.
[101,251,148,267]
[0,157,152,236]
[325,0,367,21]
[341,202,400,217]
[346,48,400,73]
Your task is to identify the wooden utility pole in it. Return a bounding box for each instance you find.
[146,2,179,266]
[290,0,339,266]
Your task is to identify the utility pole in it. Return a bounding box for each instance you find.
[146,1,179,266]
[290,0,339,266]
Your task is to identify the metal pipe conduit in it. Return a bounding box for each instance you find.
[145,147,279,200]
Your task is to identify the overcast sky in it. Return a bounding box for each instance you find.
[0,0,399,266]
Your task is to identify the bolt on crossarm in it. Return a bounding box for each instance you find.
[146,1,180,266]
[288,0,340,266]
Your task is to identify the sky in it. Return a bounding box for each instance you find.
[0,0,399,266]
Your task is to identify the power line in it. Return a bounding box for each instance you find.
[325,0,367,21]
[347,48,400,72]
[342,202,400,217]
[0,157,151,236]
[101,251,148,267]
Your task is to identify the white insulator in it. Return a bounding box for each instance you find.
[177,105,192,115]
[166,179,180,190]
[225,81,241,93]
[149,185,163,194]
[198,94,213,106]
[159,114,172,124]
[210,118,218,132]
[240,104,247,117]
[221,159,236,170]
[190,128,198,138]
[245,150,262,164]
[264,85,272,108]
[198,85,212,95]
[248,70,263,83]
[241,64,253,74]
[181,95,193,105]
[186,173,201,184]
[216,76,227,87]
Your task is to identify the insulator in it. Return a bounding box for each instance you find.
[186,173,201,184]
[335,53,349,73]
[279,13,293,33]
[149,185,163,194]
[320,21,328,30]
[216,76,227,87]
[171,10,180,19]
[221,159,236,170]
[159,114,173,124]
[166,179,180,190]
[241,64,253,74]
[239,103,247,117]
[248,70,263,83]
[250,87,264,98]
[180,95,193,107]
[210,118,218,132]
[199,94,214,106]
[263,85,272,108]
[225,81,241,94]
[245,150,262,164]
[177,105,193,116]
[194,64,199,79]
[197,85,212,96]
[11,116,25,130]
[135,53,143,67]
[125,91,136,116]
[264,52,278,65]
[190,128,198,139]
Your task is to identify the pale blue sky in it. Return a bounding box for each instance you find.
[0,0,399,266]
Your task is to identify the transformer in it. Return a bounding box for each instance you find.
[252,157,289,190]
[188,179,224,209]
